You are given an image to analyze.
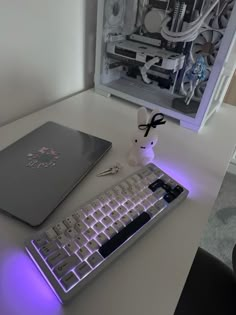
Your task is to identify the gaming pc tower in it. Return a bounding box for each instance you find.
[95,0,236,131]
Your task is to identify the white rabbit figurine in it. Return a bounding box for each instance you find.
[128,107,166,166]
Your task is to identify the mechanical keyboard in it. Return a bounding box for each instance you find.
[25,163,188,303]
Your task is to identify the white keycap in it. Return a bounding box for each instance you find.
[131,196,141,205]
[154,169,163,178]
[33,235,47,248]
[109,210,120,221]
[101,205,112,215]
[113,220,124,232]
[117,205,127,215]
[139,169,151,178]
[93,221,105,233]
[168,179,177,188]
[84,228,96,240]
[142,178,150,187]
[53,222,67,235]
[122,190,132,199]
[154,199,167,212]
[66,228,78,239]
[143,177,150,184]
[135,204,145,214]
[109,200,119,209]
[162,175,170,183]
[91,199,101,210]
[47,249,68,268]
[65,241,78,255]
[102,216,113,227]
[143,188,152,197]
[40,242,58,258]
[87,252,104,268]
[147,164,156,171]
[64,216,77,228]
[132,174,141,182]
[148,199,167,217]
[129,186,139,194]
[104,226,116,238]
[93,210,103,220]
[136,182,144,190]
[134,183,141,191]
[120,181,129,190]
[115,194,126,204]
[154,188,166,200]
[96,233,108,245]
[98,194,109,204]
[84,215,96,227]
[87,240,99,252]
[75,262,91,279]
[128,210,138,220]
[61,271,78,291]
[82,204,93,216]
[77,246,90,260]
[120,215,131,226]
[74,221,87,233]
[106,190,115,198]
[74,234,87,247]
[46,228,58,240]
[128,188,136,195]
[53,255,80,279]
[141,199,151,209]
[124,200,134,210]
[147,173,157,183]
[113,185,123,194]
[147,195,157,205]
[57,234,70,246]
[72,210,85,222]
[138,191,146,200]
[132,207,140,216]
[127,178,135,185]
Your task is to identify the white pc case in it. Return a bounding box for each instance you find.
[95,0,236,131]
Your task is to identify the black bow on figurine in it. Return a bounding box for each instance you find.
[138,113,166,137]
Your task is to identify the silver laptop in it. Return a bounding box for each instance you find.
[0,122,112,226]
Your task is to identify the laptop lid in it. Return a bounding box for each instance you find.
[0,122,112,226]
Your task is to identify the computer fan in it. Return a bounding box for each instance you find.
[212,0,235,29]
[105,0,126,27]
[192,29,223,67]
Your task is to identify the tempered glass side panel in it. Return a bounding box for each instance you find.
[104,77,196,119]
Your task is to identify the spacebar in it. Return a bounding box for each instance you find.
[99,212,151,258]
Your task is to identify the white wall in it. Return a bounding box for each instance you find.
[0,0,97,126]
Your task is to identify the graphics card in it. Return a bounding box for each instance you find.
[107,40,185,72]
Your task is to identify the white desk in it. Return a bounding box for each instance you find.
[0,89,236,315]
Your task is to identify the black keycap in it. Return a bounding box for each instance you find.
[99,212,151,258]
[148,179,164,192]
[172,185,184,197]
[164,193,176,203]
[162,184,172,192]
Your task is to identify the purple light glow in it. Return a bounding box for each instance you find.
[153,158,194,197]
[0,250,62,315]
